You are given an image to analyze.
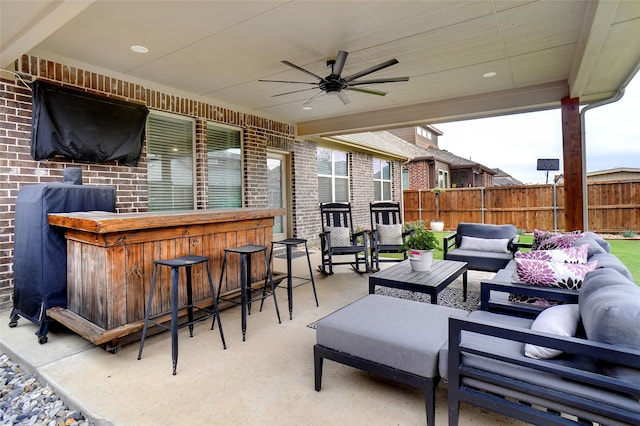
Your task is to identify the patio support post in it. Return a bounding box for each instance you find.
[561,97,585,232]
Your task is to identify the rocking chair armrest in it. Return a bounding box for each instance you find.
[352,229,369,239]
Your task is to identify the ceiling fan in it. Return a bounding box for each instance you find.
[259,50,409,107]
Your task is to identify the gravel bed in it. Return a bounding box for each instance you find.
[0,352,94,426]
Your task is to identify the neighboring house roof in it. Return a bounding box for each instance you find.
[336,130,495,175]
[493,168,524,186]
[587,167,640,177]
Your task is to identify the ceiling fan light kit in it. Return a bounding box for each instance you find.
[259,50,409,107]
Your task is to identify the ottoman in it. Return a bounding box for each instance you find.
[314,294,469,426]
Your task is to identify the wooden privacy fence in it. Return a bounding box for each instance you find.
[403,180,640,233]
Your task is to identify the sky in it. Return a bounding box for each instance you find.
[435,74,640,184]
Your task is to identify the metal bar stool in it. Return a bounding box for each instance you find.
[269,238,318,320]
[138,255,226,375]
[217,244,281,341]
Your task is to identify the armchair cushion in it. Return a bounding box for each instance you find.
[525,304,580,359]
[324,226,350,246]
[376,223,403,245]
[459,236,510,253]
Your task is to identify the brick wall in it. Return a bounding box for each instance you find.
[0,55,297,310]
[291,139,320,244]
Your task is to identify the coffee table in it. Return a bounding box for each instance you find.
[369,259,468,304]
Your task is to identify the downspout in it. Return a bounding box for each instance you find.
[579,66,638,231]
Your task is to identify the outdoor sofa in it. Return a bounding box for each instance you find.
[315,230,639,425]
[447,266,640,425]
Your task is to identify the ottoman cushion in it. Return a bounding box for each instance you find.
[316,294,469,377]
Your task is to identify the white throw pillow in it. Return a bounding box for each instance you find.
[459,236,510,253]
[524,304,580,359]
[325,226,351,246]
[376,224,403,245]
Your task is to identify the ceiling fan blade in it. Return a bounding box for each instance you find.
[303,91,325,106]
[271,87,319,97]
[343,58,399,82]
[259,79,318,85]
[282,60,324,81]
[331,50,348,76]
[337,92,351,105]
[347,87,387,96]
[348,76,409,86]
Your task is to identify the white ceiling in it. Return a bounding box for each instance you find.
[2,0,640,137]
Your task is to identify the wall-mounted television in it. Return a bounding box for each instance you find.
[31,81,149,166]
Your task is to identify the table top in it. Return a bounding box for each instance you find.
[369,259,468,289]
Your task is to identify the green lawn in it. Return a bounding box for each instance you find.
[383,231,640,283]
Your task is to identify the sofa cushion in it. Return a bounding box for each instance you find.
[589,252,633,281]
[515,244,588,264]
[514,258,597,290]
[445,248,512,272]
[579,268,640,385]
[525,304,580,359]
[324,226,350,246]
[376,223,403,245]
[579,232,611,253]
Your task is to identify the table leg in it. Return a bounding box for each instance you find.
[463,271,468,302]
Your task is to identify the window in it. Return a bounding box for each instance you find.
[207,123,242,208]
[417,127,432,140]
[373,158,392,201]
[317,147,349,203]
[146,113,195,211]
[438,169,449,188]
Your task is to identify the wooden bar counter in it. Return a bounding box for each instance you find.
[47,208,285,351]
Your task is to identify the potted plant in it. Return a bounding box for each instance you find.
[401,222,440,271]
[430,187,445,231]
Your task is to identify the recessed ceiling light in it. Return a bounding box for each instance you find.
[482,71,497,78]
[131,45,149,54]
[302,105,312,110]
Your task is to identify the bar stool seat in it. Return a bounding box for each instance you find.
[269,238,318,320]
[217,244,281,341]
[138,254,226,375]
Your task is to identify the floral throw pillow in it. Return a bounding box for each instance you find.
[532,229,582,250]
[376,224,403,245]
[514,258,597,290]
[514,244,588,264]
[537,233,584,250]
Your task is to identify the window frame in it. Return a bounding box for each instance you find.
[206,121,244,209]
[317,147,350,203]
[373,158,392,201]
[146,110,196,211]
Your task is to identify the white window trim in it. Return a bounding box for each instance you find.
[317,147,350,203]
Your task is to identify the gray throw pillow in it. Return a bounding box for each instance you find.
[325,226,351,246]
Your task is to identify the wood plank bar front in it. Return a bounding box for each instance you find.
[47,208,285,350]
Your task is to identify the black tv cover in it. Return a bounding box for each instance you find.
[31,81,149,166]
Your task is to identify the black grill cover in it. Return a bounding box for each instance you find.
[12,183,116,327]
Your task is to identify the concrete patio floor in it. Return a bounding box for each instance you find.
[1,252,526,425]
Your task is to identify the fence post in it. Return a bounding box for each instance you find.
[418,189,422,221]
[481,187,485,224]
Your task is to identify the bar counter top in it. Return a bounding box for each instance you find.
[48,207,287,234]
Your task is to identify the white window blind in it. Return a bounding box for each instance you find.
[146,113,194,211]
[207,124,242,208]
